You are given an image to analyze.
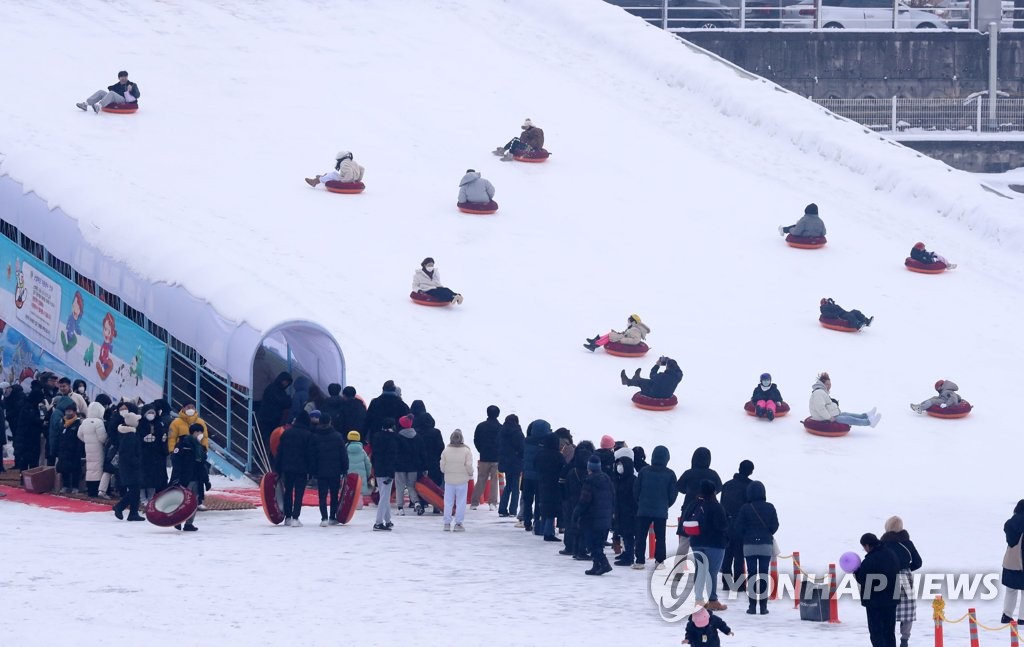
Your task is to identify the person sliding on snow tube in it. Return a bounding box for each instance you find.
[584,314,650,352]
[76,70,140,113]
[750,373,784,421]
[910,242,956,269]
[910,379,962,414]
[621,356,683,398]
[820,298,873,329]
[305,151,365,188]
[779,203,826,237]
[809,372,880,427]
[412,257,463,305]
[457,169,495,206]
[494,118,545,161]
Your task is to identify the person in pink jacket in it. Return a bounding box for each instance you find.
[440,429,474,532]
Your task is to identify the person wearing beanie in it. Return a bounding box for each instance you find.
[304,150,365,188]
[364,381,409,449]
[493,118,545,161]
[583,314,651,353]
[55,403,83,495]
[779,202,826,238]
[275,411,314,527]
[909,241,956,270]
[595,435,616,476]
[471,405,502,510]
[535,434,566,542]
[1001,501,1024,629]
[440,430,474,531]
[750,373,784,421]
[880,515,923,646]
[309,412,349,527]
[497,414,525,518]
[371,418,399,531]
[412,257,464,305]
[685,479,730,610]
[683,607,733,646]
[720,460,756,592]
[819,297,874,330]
[76,70,141,113]
[168,421,206,531]
[732,481,779,615]
[576,453,615,575]
[910,379,963,414]
[855,532,900,647]
[612,446,638,566]
[394,414,425,516]
[345,430,373,508]
[621,356,683,400]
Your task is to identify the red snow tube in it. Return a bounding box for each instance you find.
[786,234,827,249]
[605,341,650,358]
[458,201,499,215]
[819,315,860,333]
[324,180,365,194]
[414,475,445,511]
[632,393,678,411]
[904,258,947,274]
[744,401,791,418]
[926,401,972,419]
[260,472,286,525]
[802,417,851,437]
[102,102,139,114]
[513,148,550,163]
[410,291,451,307]
[336,473,362,524]
[145,485,198,527]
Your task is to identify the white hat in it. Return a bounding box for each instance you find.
[614,447,632,461]
[522,118,533,128]
[335,150,352,160]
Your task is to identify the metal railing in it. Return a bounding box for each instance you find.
[815,96,1024,132]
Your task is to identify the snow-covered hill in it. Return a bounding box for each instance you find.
[1,0,1021,644]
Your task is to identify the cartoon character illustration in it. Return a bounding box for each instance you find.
[129,346,143,386]
[96,312,117,380]
[83,342,95,367]
[60,291,85,351]
[14,260,26,309]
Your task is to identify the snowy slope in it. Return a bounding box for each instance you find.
[1,1,1023,644]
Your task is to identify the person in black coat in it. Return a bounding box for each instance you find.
[689,479,730,610]
[1001,501,1024,625]
[394,414,425,515]
[677,447,723,557]
[308,414,349,525]
[910,242,954,268]
[13,389,45,472]
[820,297,873,329]
[632,446,648,472]
[633,445,678,566]
[371,418,399,530]
[412,404,445,513]
[138,404,169,503]
[750,373,784,421]
[326,385,367,436]
[275,410,314,526]
[471,405,502,509]
[560,440,593,559]
[621,356,683,399]
[732,481,779,614]
[55,404,84,494]
[497,414,524,518]
[113,412,144,521]
[257,371,293,445]
[169,429,204,531]
[612,448,638,566]
[683,608,733,646]
[881,516,923,644]
[720,460,755,592]
[855,532,900,647]
[535,433,564,541]
[577,455,615,576]
[364,380,409,448]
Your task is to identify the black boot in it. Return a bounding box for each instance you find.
[112,505,124,520]
[585,559,605,575]
[601,556,614,574]
[584,342,598,352]
[620,370,629,386]
[747,600,757,615]
[587,336,599,344]
[759,599,769,615]
[755,405,765,417]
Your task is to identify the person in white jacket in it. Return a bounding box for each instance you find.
[809,372,880,427]
[412,257,463,305]
[440,429,474,532]
[583,314,651,352]
[304,151,365,188]
[77,402,110,498]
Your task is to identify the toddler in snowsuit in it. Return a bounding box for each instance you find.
[910,379,962,414]
[305,151,365,188]
[683,607,733,646]
[584,314,650,352]
[820,298,873,329]
[412,257,463,305]
[779,203,825,238]
[750,373,784,421]
[910,242,956,269]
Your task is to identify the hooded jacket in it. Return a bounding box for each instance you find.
[259,371,293,432]
[77,402,109,481]
[55,414,83,472]
[608,320,651,345]
[856,545,900,608]
[535,434,565,517]
[720,471,752,522]
[290,376,312,419]
[809,379,841,421]
[750,382,783,405]
[395,426,425,472]
[641,360,683,399]
[412,267,444,293]
[676,447,722,510]
[364,391,410,447]
[577,468,614,531]
[170,434,204,486]
[1003,511,1024,590]
[633,445,678,519]
[370,427,399,478]
[790,212,826,237]
[414,412,445,481]
[440,441,474,485]
[275,422,313,475]
[880,529,923,572]
[138,407,169,490]
[930,381,962,407]
[323,395,367,435]
[457,171,496,204]
[309,424,348,479]
[522,419,552,480]
[116,413,144,487]
[168,407,209,452]
[562,445,593,527]
[613,455,638,533]
[336,158,364,183]
[14,391,46,464]
[497,417,525,473]
[346,441,373,495]
[473,414,502,462]
[910,246,940,264]
[731,481,779,546]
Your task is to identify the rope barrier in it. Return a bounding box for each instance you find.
[933,596,1022,647]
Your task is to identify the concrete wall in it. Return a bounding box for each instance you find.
[682,31,1024,99]
[896,138,1024,171]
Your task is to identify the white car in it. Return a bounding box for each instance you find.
[780,0,952,28]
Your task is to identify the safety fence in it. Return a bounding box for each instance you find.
[932,596,1021,646]
[816,97,1024,133]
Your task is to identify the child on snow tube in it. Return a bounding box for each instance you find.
[750,373,784,421]
[909,242,956,269]
[820,298,873,330]
[910,379,962,414]
[779,203,826,238]
[621,356,682,399]
[583,314,650,352]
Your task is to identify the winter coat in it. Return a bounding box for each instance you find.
[819,299,853,321]
[633,445,678,519]
[107,79,141,100]
[522,419,552,480]
[138,411,169,490]
[613,456,638,534]
[687,496,729,548]
[337,158,364,183]
[809,379,841,421]
[414,412,444,482]
[346,441,373,494]
[258,372,293,433]
[930,381,962,407]
[364,392,410,446]
[577,469,614,531]
[1003,512,1024,590]
[48,394,75,458]
[880,530,923,572]
[457,171,495,204]
[497,418,525,473]
[275,423,313,475]
[535,435,565,517]
[14,394,46,465]
[116,424,144,487]
[641,360,683,399]
[676,447,722,510]
[473,415,501,462]
[55,417,83,472]
[751,383,783,405]
[370,428,399,479]
[167,407,209,453]
[323,395,367,435]
[309,426,348,479]
[562,447,592,526]
[290,376,312,419]
[76,402,108,480]
[3,385,25,431]
[170,434,204,486]
[790,212,826,237]
[440,443,474,485]
[910,246,939,264]
[684,613,731,647]
[719,472,752,523]
[595,447,615,478]
[608,321,651,345]
[856,545,900,608]
[731,482,779,546]
[395,427,425,473]
[412,267,445,293]
[521,125,545,150]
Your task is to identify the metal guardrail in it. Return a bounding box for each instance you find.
[815,96,1024,131]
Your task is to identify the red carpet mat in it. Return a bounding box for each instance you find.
[0,484,111,513]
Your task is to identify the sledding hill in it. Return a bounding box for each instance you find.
[1,0,1022,643]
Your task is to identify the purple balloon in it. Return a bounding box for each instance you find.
[839,551,862,573]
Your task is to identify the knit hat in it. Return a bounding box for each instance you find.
[587,455,602,472]
[699,479,716,498]
[0,381,9,390]
[188,423,203,434]
[600,434,615,450]
[913,242,926,250]
[691,607,710,628]
[884,515,904,533]
[614,447,633,461]
[399,415,414,429]
[629,313,641,323]
[522,118,533,129]
[935,379,945,391]
[335,150,352,161]
[382,380,396,392]
[738,460,755,476]
[342,386,356,397]
[805,203,818,215]
[309,409,321,420]
[347,431,361,442]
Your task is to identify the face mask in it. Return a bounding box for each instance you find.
[76,386,86,394]
[119,410,128,417]
[185,408,196,416]
[761,381,771,388]
[145,413,156,421]
[424,265,434,272]
[195,433,204,441]
[616,464,624,474]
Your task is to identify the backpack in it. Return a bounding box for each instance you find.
[682,500,706,536]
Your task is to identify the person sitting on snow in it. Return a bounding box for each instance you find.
[457,169,495,206]
[584,314,650,352]
[621,356,683,399]
[910,379,962,414]
[76,70,141,113]
[750,372,784,421]
[305,151,365,188]
[809,372,880,427]
[779,203,825,238]
[494,118,545,161]
[820,297,873,329]
[910,242,956,269]
[412,257,463,305]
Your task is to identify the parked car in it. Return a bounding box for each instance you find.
[780,0,951,27]
[605,0,740,28]
[932,0,1014,28]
